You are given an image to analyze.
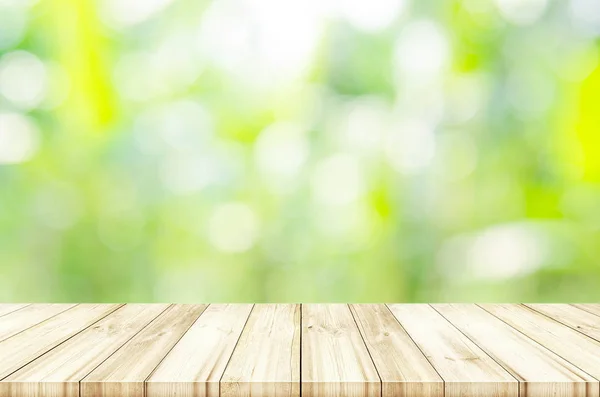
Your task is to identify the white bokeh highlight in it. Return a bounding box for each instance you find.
[208,202,260,253]
[337,0,407,32]
[394,20,449,85]
[0,112,40,164]
[0,51,47,110]
[255,121,309,193]
[494,0,548,25]
[100,0,174,28]
[385,118,436,174]
[312,153,365,206]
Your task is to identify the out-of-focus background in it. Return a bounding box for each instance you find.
[0,0,599,303]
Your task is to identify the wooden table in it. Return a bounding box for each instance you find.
[0,304,599,397]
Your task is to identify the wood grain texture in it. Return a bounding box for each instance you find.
[526,304,600,343]
[302,304,380,397]
[81,304,208,397]
[0,304,168,397]
[434,304,598,397]
[146,304,254,397]
[221,304,300,397]
[0,304,122,380]
[350,304,443,397]
[0,304,29,318]
[571,304,600,318]
[481,304,600,383]
[0,304,75,342]
[387,304,518,397]
[0,303,598,397]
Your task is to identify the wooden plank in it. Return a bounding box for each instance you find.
[350,304,443,397]
[146,304,253,397]
[572,304,600,318]
[0,304,168,397]
[0,304,75,342]
[526,304,600,342]
[482,304,600,383]
[0,304,122,380]
[0,304,30,318]
[81,304,208,397]
[221,304,300,397]
[387,304,517,397]
[434,304,598,397]
[2,302,600,397]
[301,304,380,397]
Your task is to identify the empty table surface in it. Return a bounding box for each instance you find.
[0,303,599,397]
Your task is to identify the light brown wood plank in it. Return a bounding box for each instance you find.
[350,304,443,397]
[146,304,254,397]
[0,304,168,397]
[81,304,208,397]
[434,304,598,397]
[526,304,600,343]
[572,304,600,318]
[0,304,30,318]
[0,304,76,342]
[0,304,122,381]
[482,304,600,384]
[302,304,380,397]
[221,304,300,397]
[387,304,517,397]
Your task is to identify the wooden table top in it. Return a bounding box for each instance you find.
[0,304,599,397]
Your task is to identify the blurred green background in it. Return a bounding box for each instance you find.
[1,0,599,302]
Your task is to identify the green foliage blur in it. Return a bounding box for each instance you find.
[1,0,599,302]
